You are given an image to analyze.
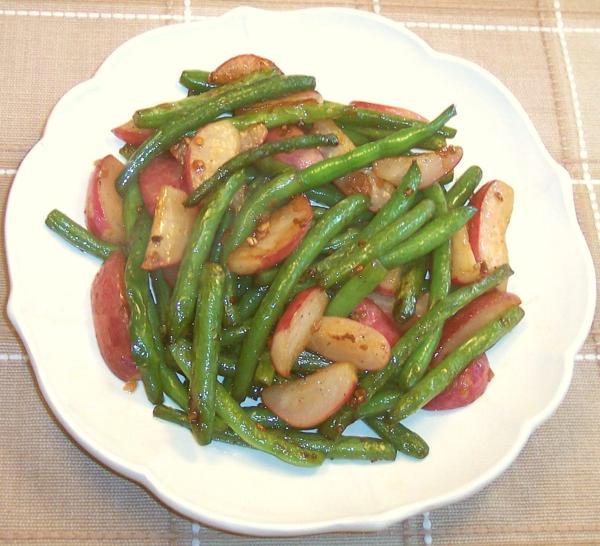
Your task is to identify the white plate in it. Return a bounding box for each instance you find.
[5,7,595,537]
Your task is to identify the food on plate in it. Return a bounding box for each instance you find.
[45,54,523,467]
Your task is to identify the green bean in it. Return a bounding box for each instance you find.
[189,263,225,445]
[365,417,429,459]
[122,182,144,240]
[135,70,276,128]
[232,194,370,400]
[169,169,252,338]
[294,351,332,375]
[254,352,275,387]
[336,124,446,151]
[446,165,483,209]
[179,69,217,93]
[45,209,118,260]
[380,207,476,270]
[209,209,234,263]
[438,171,454,185]
[337,123,370,146]
[254,157,294,176]
[318,264,513,439]
[253,267,279,286]
[325,259,388,317]
[393,257,428,322]
[123,214,162,403]
[355,390,401,419]
[169,339,237,381]
[221,322,250,347]
[333,101,456,139]
[223,105,457,258]
[389,306,525,422]
[117,75,316,195]
[149,270,171,339]
[317,199,436,289]
[185,134,338,206]
[320,227,360,254]
[306,184,346,208]
[238,284,269,321]
[215,383,324,466]
[244,407,288,429]
[222,270,240,327]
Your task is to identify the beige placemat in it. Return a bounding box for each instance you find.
[1,1,599,544]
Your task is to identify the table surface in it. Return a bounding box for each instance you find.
[1,1,599,544]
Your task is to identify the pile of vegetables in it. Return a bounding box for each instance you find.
[45,54,523,467]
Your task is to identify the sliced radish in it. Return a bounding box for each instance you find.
[262,362,358,428]
[376,267,402,296]
[209,54,281,84]
[270,288,329,377]
[425,354,493,410]
[184,119,241,193]
[85,155,126,244]
[350,100,429,122]
[111,120,154,146]
[91,251,139,382]
[334,168,395,211]
[307,316,391,371]
[265,125,323,170]
[373,146,463,188]
[235,90,322,115]
[142,186,198,270]
[239,123,268,152]
[309,119,355,158]
[139,153,184,215]
[451,225,481,285]
[467,180,514,288]
[351,298,400,346]
[227,194,313,275]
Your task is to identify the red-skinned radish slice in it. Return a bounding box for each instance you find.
[227,194,313,275]
[208,54,281,84]
[141,186,198,270]
[91,251,139,382]
[334,168,394,211]
[184,119,241,193]
[139,153,184,215]
[351,298,400,347]
[111,120,154,146]
[309,119,355,158]
[239,123,268,152]
[270,288,329,377]
[350,100,429,122]
[467,180,514,289]
[235,90,322,115]
[425,354,493,410]
[451,225,481,285]
[376,267,402,296]
[85,155,126,245]
[373,146,463,188]
[307,316,391,371]
[262,362,358,428]
[265,125,324,170]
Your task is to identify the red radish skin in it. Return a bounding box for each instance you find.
[139,153,184,215]
[265,126,324,170]
[90,251,139,382]
[262,362,358,428]
[352,298,400,346]
[111,120,154,146]
[425,354,493,410]
[209,54,281,84]
[307,316,391,371]
[227,194,313,275]
[270,288,329,377]
[85,155,126,245]
[350,100,429,122]
[373,146,463,189]
[467,180,514,282]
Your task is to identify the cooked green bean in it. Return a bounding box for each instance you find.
[189,263,225,445]
[223,105,457,258]
[446,165,483,209]
[238,284,269,321]
[232,194,370,401]
[222,270,240,327]
[169,338,236,381]
[317,199,436,289]
[45,209,118,260]
[169,169,252,338]
[179,69,217,93]
[365,417,429,459]
[221,322,250,347]
[335,124,446,151]
[389,306,525,422]
[393,257,428,322]
[306,184,346,207]
[117,75,316,195]
[209,209,234,263]
[325,259,388,317]
[254,352,275,387]
[320,228,360,254]
[149,270,171,339]
[122,182,144,239]
[185,133,339,206]
[318,264,513,439]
